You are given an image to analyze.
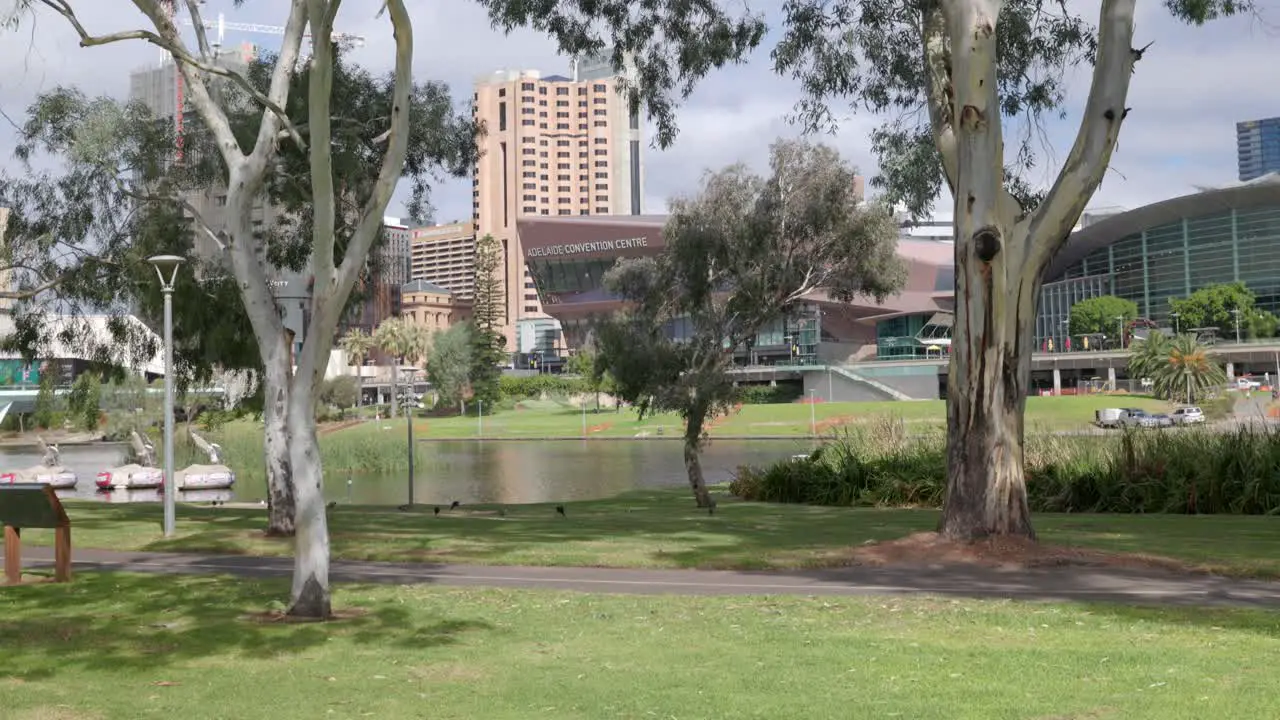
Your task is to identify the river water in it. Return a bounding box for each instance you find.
[0,439,811,506]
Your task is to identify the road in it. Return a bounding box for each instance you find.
[21,547,1280,609]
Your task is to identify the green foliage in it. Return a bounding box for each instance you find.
[1129,332,1227,402]
[426,324,472,408]
[731,423,1280,514]
[596,139,904,445]
[32,365,57,430]
[480,0,1249,219]
[735,384,803,405]
[319,376,360,410]
[469,235,507,408]
[1169,282,1278,340]
[498,374,592,400]
[65,372,102,432]
[1068,295,1139,337]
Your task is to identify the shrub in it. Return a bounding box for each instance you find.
[732,420,1280,515]
[499,374,591,399]
[735,383,803,404]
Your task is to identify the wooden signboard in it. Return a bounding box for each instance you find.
[0,483,72,584]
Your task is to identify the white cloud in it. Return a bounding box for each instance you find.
[1,0,1273,225]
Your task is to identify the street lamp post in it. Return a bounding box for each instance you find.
[1232,308,1242,344]
[477,399,484,438]
[406,368,415,508]
[808,389,817,437]
[148,255,184,538]
[1114,316,1125,350]
[1171,312,1180,335]
[1184,368,1192,405]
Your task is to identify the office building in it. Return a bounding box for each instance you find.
[471,50,645,342]
[401,280,470,336]
[517,172,1280,399]
[410,221,477,298]
[1237,116,1280,182]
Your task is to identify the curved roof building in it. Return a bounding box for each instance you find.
[517,174,1280,366]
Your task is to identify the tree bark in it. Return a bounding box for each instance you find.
[285,383,330,618]
[682,406,713,508]
[261,357,296,536]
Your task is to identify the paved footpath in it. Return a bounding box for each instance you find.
[20,547,1280,608]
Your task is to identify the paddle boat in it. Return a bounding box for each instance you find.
[0,435,78,489]
[95,430,164,490]
[171,429,236,491]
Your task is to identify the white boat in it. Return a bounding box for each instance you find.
[172,429,236,490]
[0,436,78,489]
[96,430,164,490]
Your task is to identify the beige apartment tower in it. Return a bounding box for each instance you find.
[410,221,478,298]
[471,52,645,337]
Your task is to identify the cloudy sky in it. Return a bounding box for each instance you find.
[2,0,1275,226]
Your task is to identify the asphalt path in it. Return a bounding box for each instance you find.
[19,547,1280,609]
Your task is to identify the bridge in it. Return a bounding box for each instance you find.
[727,340,1280,401]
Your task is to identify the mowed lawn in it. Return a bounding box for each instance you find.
[313,395,1171,441]
[1,573,1278,719]
[15,488,1280,578]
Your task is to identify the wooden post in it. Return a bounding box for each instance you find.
[4,525,19,584]
[54,526,71,583]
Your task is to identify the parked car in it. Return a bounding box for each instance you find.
[1095,408,1125,428]
[1170,406,1206,424]
[1119,409,1163,429]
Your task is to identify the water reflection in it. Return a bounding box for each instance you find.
[4,438,808,506]
[88,488,234,504]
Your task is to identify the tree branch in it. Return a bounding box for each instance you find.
[922,2,958,193]
[333,0,413,300]
[1023,0,1138,272]
[250,0,310,160]
[305,0,339,301]
[183,0,213,60]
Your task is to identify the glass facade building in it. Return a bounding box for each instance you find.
[1053,205,1280,330]
[1237,117,1280,182]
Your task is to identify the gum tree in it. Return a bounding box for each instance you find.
[595,139,904,508]
[13,0,426,617]
[480,0,1252,540]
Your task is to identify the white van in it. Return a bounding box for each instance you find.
[1095,408,1125,428]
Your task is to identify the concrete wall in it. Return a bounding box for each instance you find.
[803,366,941,401]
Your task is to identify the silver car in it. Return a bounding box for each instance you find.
[1170,406,1206,425]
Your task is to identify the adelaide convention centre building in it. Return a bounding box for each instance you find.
[516,173,1280,400]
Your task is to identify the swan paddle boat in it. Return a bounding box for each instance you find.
[96,430,164,490]
[0,435,78,489]
[172,429,236,490]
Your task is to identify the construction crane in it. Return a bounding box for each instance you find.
[157,0,367,160]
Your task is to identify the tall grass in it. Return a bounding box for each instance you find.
[730,418,1280,514]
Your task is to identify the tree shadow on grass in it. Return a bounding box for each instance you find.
[0,572,492,682]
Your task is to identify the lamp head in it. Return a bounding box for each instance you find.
[147,254,185,290]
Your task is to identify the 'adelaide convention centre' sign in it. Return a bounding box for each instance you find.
[527,236,650,258]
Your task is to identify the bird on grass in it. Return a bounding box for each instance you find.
[433,506,441,516]
[326,501,338,510]
[555,505,566,517]
[396,503,412,512]
[498,507,507,518]
[449,500,461,511]
[707,499,717,516]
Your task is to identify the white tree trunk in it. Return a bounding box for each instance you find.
[932,0,1138,540]
[261,351,296,536]
[286,380,330,617]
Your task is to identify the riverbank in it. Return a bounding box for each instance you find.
[14,488,1280,578]
[4,573,1277,718]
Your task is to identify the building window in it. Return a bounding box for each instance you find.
[594,149,608,156]
[522,136,536,144]
[594,161,608,168]
[556,139,570,147]
[556,100,569,107]
[556,87,569,95]
[595,207,609,213]
[595,195,609,202]
[522,160,536,167]
[595,183,609,190]
[521,95,534,103]
[580,197,589,204]
[522,206,537,213]
[499,102,507,131]
[557,186,571,193]
[522,194,537,201]
[594,138,607,144]
[521,82,534,91]
[593,109,607,116]
[594,120,607,127]
[593,83,607,92]
[558,163,570,170]
[558,174,571,181]
[580,209,590,215]
[521,107,535,115]
[523,182,537,189]
[557,151,570,158]
[499,88,507,97]
[541,209,550,215]
[593,97,606,104]
[522,148,536,155]
[521,119,535,126]
[538,86,547,94]
[558,197,571,204]
[556,123,569,130]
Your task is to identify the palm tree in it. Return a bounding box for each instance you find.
[338,329,376,408]
[1153,334,1227,404]
[1127,330,1171,385]
[374,318,430,417]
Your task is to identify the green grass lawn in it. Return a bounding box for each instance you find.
[311,394,1170,441]
[15,488,1280,578]
[2,573,1278,719]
